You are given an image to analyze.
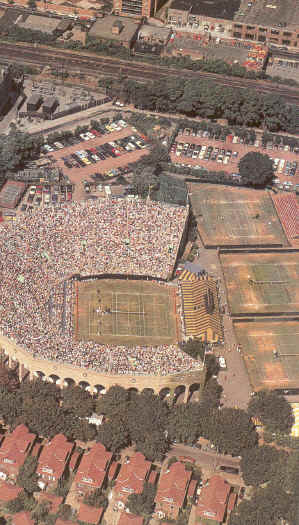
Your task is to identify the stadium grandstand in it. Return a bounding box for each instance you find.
[179,271,222,343]
[0,199,206,390]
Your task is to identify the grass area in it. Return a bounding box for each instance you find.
[75,279,178,346]
[221,252,299,314]
[190,184,286,247]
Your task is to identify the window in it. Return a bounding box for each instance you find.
[245,34,254,39]
[258,35,266,42]
[246,25,255,30]
[269,37,278,42]
[234,24,242,29]
[3,458,14,464]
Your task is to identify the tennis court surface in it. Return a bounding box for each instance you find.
[190,184,286,247]
[235,320,299,391]
[221,251,299,315]
[75,279,178,345]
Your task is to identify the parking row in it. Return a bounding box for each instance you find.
[272,158,297,177]
[172,141,238,164]
[21,183,73,212]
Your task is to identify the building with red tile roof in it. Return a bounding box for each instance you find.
[36,434,74,490]
[154,461,192,520]
[77,503,104,524]
[37,492,63,514]
[114,452,151,506]
[55,519,74,525]
[196,475,232,524]
[0,481,22,502]
[0,424,36,481]
[118,513,144,525]
[75,442,112,495]
[12,511,34,525]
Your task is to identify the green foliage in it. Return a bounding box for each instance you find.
[83,489,108,509]
[238,152,274,187]
[97,419,130,453]
[127,482,156,516]
[240,445,286,486]
[0,130,43,175]
[200,378,223,410]
[207,408,258,456]
[6,491,35,514]
[17,455,39,493]
[57,503,73,520]
[248,390,294,434]
[179,339,206,361]
[62,385,95,418]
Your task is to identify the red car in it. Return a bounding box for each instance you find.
[67,192,72,201]
[90,129,101,137]
[89,147,98,154]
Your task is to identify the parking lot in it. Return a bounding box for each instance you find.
[43,120,149,200]
[171,128,299,190]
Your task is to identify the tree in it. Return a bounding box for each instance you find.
[127,482,156,516]
[0,365,19,391]
[83,489,108,509]
[57,504,73,520]
[96,386,129,421]
[97,419,130,452]
[17,455,39,493]
[200,378,223,410]
[248,390,294,434]
[179,339,206,361]
[167,404,200,444]
[62,385,94,418]
[238,152,274,187]
[240,445,286,486]
[210,408,258,455]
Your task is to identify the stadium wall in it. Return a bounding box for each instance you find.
[0,335,206,402]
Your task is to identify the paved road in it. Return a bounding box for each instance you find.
[170,443,240,470]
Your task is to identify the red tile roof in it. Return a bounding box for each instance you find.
[0,424,36,475]
[155,462,192,510]
[196,475,231,523]
[38,492,63,514]
[0,481,22,502]
[37,434,74,481]
[12,511,34,525]
[108,461,119,480]
[148,471,157,485]
[55,519,74,525]
[118,513,144,525]
[69,450,80,471]
[187,479,197,499]
[77,503,104,524]
[115,453,151,500]
[75,442,112,490]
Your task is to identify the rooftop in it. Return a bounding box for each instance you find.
[115,453,151,499]
[0,424,36,472]
[0,482,22,502]
[89,15,140,43]
[118,513,144,525]
[37,492,63,514]
[12,511,34,525]
[0,180,26,209]
[155,462,192,510]
[75,442,112,489]
[196,475,231,523]
[169,0,241,20]
[234,0,299,29]
[17,14,59,34]
[37,434,73,481]
[77,503,104,524]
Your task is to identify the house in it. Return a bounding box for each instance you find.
[0,481,22,502]
[77,502,105,525]
[0,424,36,481]
[36,434,74,490]
[114,452,151,508]
[196,475,233,524]
[12,511,34,525]
[75,442,112,495]
[154,461,192,520]
[118,513,144,525]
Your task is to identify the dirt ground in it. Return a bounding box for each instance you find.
[234,320,299,391]
[220,251,299,315]
[75,279,178,346]
[189,183,287,247]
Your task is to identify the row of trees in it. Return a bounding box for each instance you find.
[105,76,298,134]
[0,129,43,183]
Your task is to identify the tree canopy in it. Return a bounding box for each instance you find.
[238,152,274,187]
[240,445,287,486]
[248,390,294,434]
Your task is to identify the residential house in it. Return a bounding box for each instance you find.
[12,511,34,525]
[118,513,144,525]
[154,461,192,520]
[77,502,105,525]
[0,424,36,481]
[75,442,112,495]
[114,452,151,509]
[36,434,74,490]
[0,481,22,503]
[196,475,233,524]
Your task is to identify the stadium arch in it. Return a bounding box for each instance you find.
[0,335,206,402]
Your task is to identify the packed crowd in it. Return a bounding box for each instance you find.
[0,199,201,375]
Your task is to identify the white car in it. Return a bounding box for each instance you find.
[54,142,64,149]
[218,356,227,369]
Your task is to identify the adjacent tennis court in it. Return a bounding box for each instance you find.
[235,321,299,390]
[221,252,299,315]
[190,184,286,247]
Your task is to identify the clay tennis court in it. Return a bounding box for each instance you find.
[234,320,299,391]
[190,184,286,247]
[75,279,178,346]
[221,251,299,315]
